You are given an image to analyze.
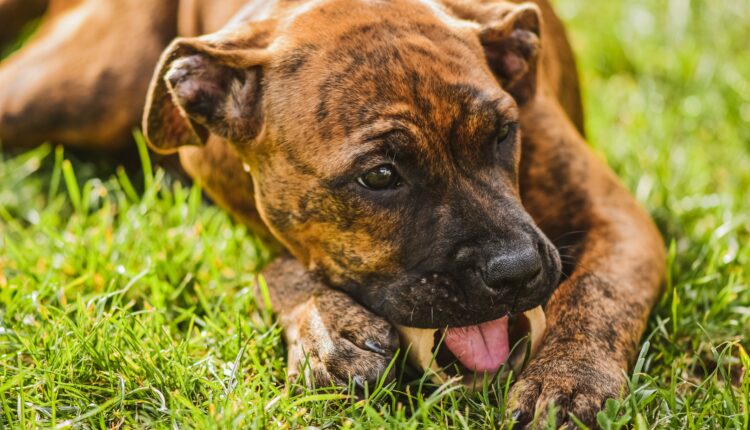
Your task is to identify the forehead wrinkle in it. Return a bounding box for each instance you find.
[330,117,438,173]
[309,73,505,182]
[316,66,499,181]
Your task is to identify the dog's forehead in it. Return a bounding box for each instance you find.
[271,0,484,66]
[279,0,480,36]
[264,0,510,173]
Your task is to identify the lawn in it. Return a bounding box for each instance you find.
[1,0,749,428]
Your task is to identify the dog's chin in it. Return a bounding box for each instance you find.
[349,268,559,329]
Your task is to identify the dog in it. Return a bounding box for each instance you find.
[0,0,666,426]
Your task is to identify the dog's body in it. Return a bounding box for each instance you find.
[0,0,665,426]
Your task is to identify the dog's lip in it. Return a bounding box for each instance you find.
[401,307,514,330]
[432,309,515,329]
[400,281,551,328]
[358,261,556,328]
[409,274,548,328]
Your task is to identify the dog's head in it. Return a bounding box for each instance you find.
[144,0,561,328]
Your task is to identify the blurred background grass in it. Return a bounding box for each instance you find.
[0,0,749,428]
[563,0,750,344]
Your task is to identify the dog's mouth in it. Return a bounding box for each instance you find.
[435,313,533,376]
[438,315,510,374]
[397,307,545,387]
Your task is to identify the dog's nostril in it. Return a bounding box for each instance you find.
[481,246,542,291]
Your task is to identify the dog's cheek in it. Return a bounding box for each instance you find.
[255,175,402,281]
[299,198,403,283]
[250,163,311,252]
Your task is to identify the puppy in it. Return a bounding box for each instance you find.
[0,0,665,426]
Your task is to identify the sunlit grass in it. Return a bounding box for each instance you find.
[1,0,749,428]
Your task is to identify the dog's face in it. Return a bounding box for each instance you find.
[144,0,561,328]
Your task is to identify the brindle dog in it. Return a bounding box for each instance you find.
[0,0,665,426]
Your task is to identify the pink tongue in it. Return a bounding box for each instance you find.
[443,316,510,373]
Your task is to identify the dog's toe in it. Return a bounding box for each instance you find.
[508,352,625,429]
[283,289,398,389]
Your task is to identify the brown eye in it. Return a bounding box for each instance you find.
[357,164,402,190]
[497,123,512,144]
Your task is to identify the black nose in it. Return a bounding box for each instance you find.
[481,245,542,291]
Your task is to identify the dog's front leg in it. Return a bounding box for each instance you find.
[262,253,399,387]
[511,96,666,427]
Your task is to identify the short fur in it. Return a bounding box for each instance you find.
[0,0,665,427]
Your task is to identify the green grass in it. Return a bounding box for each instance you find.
[1,0,749,428]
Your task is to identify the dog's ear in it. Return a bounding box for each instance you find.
[479,3,542,105]
[143,22,275,154]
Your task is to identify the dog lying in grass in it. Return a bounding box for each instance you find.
[0,0,665,426]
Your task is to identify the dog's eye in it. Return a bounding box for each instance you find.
[357,164,402,190]
[496,123,512,144]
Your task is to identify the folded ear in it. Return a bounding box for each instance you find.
[479,3,542,105]
[143,23,274,154]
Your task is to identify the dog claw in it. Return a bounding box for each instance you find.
[510,409,524,423]
[364,339,387,355]
[509,408,532,428]
[352,375,367,389]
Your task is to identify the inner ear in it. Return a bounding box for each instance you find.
[165,54,264,145]
[480,3,542,105]
[143,21,275,154]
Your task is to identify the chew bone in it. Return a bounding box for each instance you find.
[396,306,546,389]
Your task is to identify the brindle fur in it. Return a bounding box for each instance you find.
[0,0,665,427]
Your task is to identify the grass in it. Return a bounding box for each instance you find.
[1,0,749,428]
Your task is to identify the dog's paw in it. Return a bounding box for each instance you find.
[508,351,626,429]
[282,289,399,388]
